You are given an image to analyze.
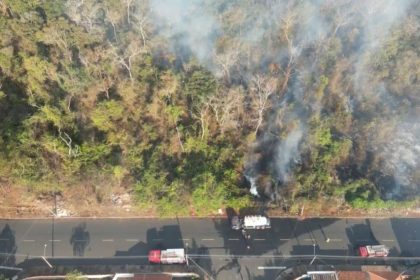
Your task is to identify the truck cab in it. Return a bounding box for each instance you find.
[231,215,242,230]
[148,250,162,264]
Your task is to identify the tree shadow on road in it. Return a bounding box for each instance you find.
[146,225,184,249]
[70,223,90,257]
[114,224,184,266]
[188,238,215,279]
[345,219,378,255]
[215,257,242,277]
[390,218,420,258]
[0,224,16,267]
[251,254,287,280]
[115,241,149,258]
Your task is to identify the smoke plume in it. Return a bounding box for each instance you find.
[148,0,419,200]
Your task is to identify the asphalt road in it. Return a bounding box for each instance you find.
[1,217,420,279]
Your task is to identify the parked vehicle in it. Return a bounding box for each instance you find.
[231,215,271,230]
[358,245,389,257]
[148,248,186,264]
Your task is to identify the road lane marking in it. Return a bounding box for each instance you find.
[327,238,342,242]
[382,239,394,242]
[102,239,114,242]
[181,239,190,241]
[258,266,286,270]
[126,239,139,242]
[279,238,291,241]
[409,240,420,242]
[254,238,266,241]
[49,240,61,242]
[202,238,214,241]
[228,238,239,241]
[23,240,35,242]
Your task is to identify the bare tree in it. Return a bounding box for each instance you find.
[280,11,298,94]
[65,0,102,33]
[192,104,210,140]
[40,25,73,62]
[208,87,244,134]
[97,72,113,99]
[133,11,150,48]
[213,46,240,83]
[106,7,120,41]
[251,75,277,135]
[58,128,80,157]
[110,42,143,84]
[331,9,351,37]
[124,0,133,25]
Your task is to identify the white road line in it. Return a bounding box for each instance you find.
[126,239,139,242]
[23,240,35,242]
[409,240,420,242]
[254,238,266,241]
[202,238,214,241]
[102,239,114,242]
[228,238,239,241]
[49,240,61,242]
[41,257,53,268]
[258,266,286,270]
[327,238,342,242]
[279,238,291,241]
[181,239,190,241]
[382,239,394,242]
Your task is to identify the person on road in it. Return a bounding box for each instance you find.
[242,229,251,239]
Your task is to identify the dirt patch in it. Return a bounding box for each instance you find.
[0,183,158,218]
[0,183,419,218]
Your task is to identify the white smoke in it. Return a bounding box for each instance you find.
[353,0,416,93]
[150,0,219,64]
[245,174,259,197]
[381,122,420,198]
[274,127,304,183]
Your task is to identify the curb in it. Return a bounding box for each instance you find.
[1,214,420,220]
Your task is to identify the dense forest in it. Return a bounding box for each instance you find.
[0,0,419,216]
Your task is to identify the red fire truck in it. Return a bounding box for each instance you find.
[148,248,187,264]
[358,245,389,257]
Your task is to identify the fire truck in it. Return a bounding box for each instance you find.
[231,215,271,230]
[148,248,187,264]
[358,245,389,257]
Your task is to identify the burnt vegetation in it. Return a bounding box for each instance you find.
[0,0,419,215]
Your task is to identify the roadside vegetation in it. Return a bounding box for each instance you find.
[0,0,418,217]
